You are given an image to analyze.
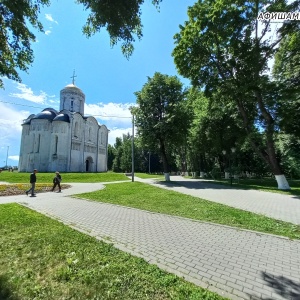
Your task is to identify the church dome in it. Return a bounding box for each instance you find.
[62,84,84,94]
[53,113,70,123]
[32,109,58,121]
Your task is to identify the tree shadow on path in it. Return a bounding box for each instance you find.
[249,272,300,300]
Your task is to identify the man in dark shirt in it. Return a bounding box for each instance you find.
[26,169,38,197]
[52,171,62,192]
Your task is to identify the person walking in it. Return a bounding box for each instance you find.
[52,171,62,192]
[26,169,38,197]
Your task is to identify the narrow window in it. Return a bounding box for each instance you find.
[74,122,78,138]
[36,134,40,153]
[89,127,92,141]
[32,133,35,152]
[71,100,74,112]
[54,136,58,154]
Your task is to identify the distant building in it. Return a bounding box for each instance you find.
[18,81,109,172]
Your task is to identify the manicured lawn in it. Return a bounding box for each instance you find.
[135,173,165,179]
[198,178,300,197]
[78,182,300,240]
[0,204,226,300]
[0,171,129,183]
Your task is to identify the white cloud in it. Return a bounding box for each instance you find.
[85,102,134,128]
[108,127,132,145]
[45,30,51,35]
[9,83,49,104]
[0,103,29,135]
[45,14,58,24]
[8,155,19,161]
[0,103,28,164]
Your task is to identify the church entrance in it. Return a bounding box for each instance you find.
[85,157,93,172]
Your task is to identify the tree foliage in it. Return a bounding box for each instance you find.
[273,30,300,137]
[134,72,189,175]
[0,0,50,88]
[172,0,300,188]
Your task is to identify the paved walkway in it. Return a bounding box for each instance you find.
[1,180,300,300]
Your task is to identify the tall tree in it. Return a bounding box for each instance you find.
[133,72,189,180]
[273,30,300,138]
[173,0,300,189]
[0,0,50,88]
[0,0,162,88]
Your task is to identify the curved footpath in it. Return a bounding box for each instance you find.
[0,179,300,300]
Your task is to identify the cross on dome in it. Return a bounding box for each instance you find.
[70,70,77,85]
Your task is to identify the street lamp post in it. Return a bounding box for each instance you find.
[5,146,9,169]
[148,151,151,174]
[222,147,236,186]
[131,114,135,182]
[230,147,236,186]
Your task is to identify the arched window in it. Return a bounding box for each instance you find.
[54,136,58,154]
[89,127,92,141]
[31,133,35,153]
[100,132,104,144]
[71,100,74,112]
[36,134,40,153]
[74,122,78,138]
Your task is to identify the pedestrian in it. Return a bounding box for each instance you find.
[26,169,38,197]
[52,171,62,192]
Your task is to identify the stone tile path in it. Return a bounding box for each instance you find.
[1,180,300,300]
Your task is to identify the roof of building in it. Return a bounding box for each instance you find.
[61,83,84,94]
[53,113,70,123]
[31,109,58,121]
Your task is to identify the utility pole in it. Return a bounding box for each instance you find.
[131,113,135,182]
[5,146,9,168]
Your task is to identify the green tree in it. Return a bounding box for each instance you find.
[134,72,189,180]
[173,0,299,189]
[107,144,116,170]
[112,137,123,172]
[0,0,162,88]
[0,0,50,88]
[273,30,300,138]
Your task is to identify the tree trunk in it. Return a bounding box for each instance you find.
[236,97,290,190]
[159,139,170,181]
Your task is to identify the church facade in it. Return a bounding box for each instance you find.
[18,82,109,172]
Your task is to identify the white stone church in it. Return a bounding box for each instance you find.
[18,81,109,172]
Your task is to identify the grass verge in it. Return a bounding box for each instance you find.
[187,177,300,197]
[0,204,226,300]
[78,182,300,240]
[135,173,165,179]
[0,171,129,183]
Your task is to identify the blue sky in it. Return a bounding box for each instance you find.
[0,0,195,167]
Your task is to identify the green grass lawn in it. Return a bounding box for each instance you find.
[0,204,226,300]
[78,182,300,240]
[197,178,300,197]
[135,172,165,179]
[0,171,129,183]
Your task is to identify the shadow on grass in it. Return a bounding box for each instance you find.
[155,176,300,199]
[155,179,242,190]
[0,275,20,300]
[248,272,300,300]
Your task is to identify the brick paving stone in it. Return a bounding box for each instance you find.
[2,181,300,299]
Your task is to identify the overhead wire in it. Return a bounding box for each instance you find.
[0,100,132,119]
